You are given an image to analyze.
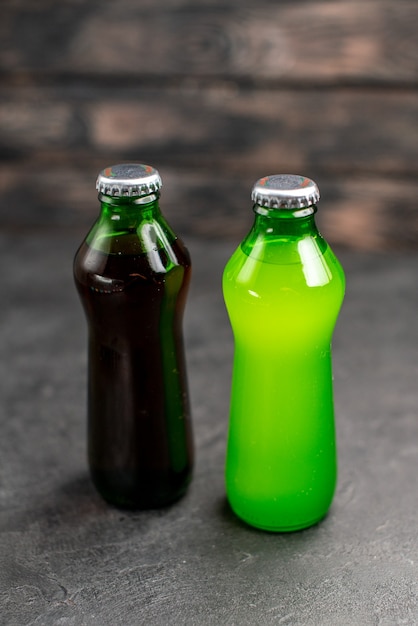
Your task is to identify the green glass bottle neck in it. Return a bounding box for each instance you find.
[241,204,327,264]
[86,193,176,255]
[98,192,163,223]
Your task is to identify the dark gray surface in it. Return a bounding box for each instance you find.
[0,233,417,625]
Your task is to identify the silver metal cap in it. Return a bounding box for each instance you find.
[96,163,162,197]
[251,174,320,209]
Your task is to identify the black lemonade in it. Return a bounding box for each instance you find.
[74,164,193,509]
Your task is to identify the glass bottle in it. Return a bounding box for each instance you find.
[74,163,193,509]
[223,174,345,531]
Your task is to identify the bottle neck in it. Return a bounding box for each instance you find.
[242,203,327,263]
[98,191,162,224]
[86,192,176,255]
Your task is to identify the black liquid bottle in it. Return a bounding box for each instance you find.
[74,164,193,508]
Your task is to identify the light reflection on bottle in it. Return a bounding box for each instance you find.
[141,222,178,274]
[298,237,332,287]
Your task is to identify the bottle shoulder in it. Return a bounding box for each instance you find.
[223,237,345,292]
[222,241,345,339]
[74,237,191,289]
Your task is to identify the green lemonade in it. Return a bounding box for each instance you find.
[223,183,345,532]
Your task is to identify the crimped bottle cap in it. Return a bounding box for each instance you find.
[251,174,320,209]
[96,163,162,197]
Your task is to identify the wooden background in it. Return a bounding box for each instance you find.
[1,0,418,251]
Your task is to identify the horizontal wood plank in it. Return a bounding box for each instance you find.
[0,86,417,175]
[1,160,417,251]
[1,1,418,84]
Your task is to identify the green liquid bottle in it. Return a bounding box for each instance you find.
[74,164,193,509]
[223,175,345,531]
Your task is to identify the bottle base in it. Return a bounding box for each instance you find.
[228,502,330,533]
[90,467,192,510]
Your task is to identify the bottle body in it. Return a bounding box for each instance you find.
[223,211,345,531]
[74,194,193,509]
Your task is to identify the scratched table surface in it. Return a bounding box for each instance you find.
[0,232,417,625]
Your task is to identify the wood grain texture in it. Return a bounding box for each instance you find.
[1,1,418,84]
[1,85,417,173]
[1,161,417,251]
